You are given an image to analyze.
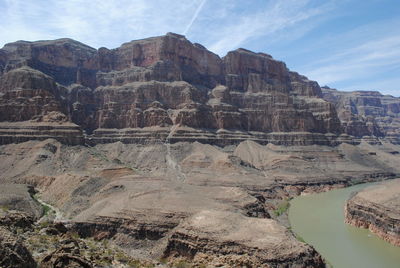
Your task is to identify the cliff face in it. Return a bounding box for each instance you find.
[0,33,344,145]
[322,87,400,143]
[345,179,400,247]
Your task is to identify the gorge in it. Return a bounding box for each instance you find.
[0,33,399,268]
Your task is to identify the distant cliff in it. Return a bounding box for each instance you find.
[322,86,400,143]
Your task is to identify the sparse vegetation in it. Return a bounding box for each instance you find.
[287,225,306,244]
[39,220,51,229]
[32,193,54,216]
[41,204,52,216]
[115,250,130,263]
[23,222,156,268]
[174,260,192,268]
[295,234,306,243]
[273,199,291,216]
[126,259,143,268]
[159,257,168,264]
[70,231,80,240]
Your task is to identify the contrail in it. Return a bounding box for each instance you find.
[183,0,207,35]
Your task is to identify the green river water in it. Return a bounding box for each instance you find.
[288,183,400,268]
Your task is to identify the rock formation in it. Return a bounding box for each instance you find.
[0,184,42,219]
[0,226,36,268]
[1,137,399,266]
[1,33,400,267]
[345,178,400,246]
[322,87,400,143]
[164,210,325,267]
[0,33,346,146]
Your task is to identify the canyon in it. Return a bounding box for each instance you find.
[0,33,399,267]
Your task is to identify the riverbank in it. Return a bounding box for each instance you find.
[289,182,400,268]
[345,179,400,247]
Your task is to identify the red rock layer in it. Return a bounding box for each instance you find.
[0,33,362,145]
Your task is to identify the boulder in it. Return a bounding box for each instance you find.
[0,226,36,268]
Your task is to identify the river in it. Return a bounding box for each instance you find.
[288,183,400,268]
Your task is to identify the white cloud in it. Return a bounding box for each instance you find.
[0,0,198,48]
[302,23,400,91]
[0,0,332,52]
[0,0,398,96]
[204,0,333,55]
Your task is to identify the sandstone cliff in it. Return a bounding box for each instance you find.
[322,87,400,143]
[1,33,400,267]
[0,33,344,146]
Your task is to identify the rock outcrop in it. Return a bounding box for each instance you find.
[0,226,36,268]
[0,66,84,145]
[0,33,346,146]
[0,184,42,219]
[322,87,400,143]
[1,33,400,267]
[0,136,399,266]
[40,238,92,268]
[345,178,400,246]
[164,210,325,267]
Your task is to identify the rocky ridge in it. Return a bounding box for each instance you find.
[345,178,400,247]
[164,210,325,267]
[0,33,345,146]
[322,87,400,143]
[0,184,164,268]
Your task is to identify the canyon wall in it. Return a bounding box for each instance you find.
[0,33,344,146]
[0,33,398,146]
[322,87,400,143]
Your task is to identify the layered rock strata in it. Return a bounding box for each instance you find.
[345,178,400,246]
[0,121,83,145]
[322,87,400,143]
[164,210,325,267]
[0,66,84,145]
[0,33,345,146]
[0,137,399,266]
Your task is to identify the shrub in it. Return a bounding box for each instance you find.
[273,199,290,216]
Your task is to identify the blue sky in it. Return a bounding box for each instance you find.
[0,0,399,96]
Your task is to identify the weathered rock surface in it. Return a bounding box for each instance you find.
[1,139,399,264]
[0,210,35,231]
[322,87,400,143]
[40,238,92,268]
[0,33,347,146]
[1,32,400,267]
[0,184,42,219]
[345,178,400,246]
[0,121,84,145]
[0,66,84,145]
[0,212,155,268]
[164,210,324,267]
[0,226,36,268]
